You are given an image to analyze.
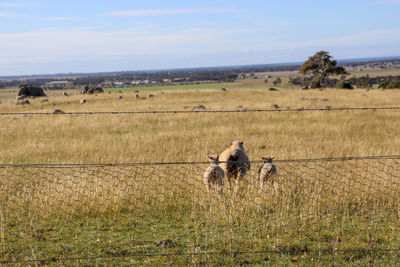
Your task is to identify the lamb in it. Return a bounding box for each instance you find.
[218,141,250,190]
[258,156,279,192]
[203,155,224,193]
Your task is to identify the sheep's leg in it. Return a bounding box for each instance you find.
[233,174,241,195]
[273,176,280,196]
[217,184,223,195]
[227,177,232,191]
[205,183,211,193]
[259,178,264,193]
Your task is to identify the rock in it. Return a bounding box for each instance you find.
[270,104,279,109]
[16,84,46,99]
[192,104,206,110]
[53,109,65,114]
[16,99,30,105]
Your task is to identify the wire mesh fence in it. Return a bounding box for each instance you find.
[1,156,400,264]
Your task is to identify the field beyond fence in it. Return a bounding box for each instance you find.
[1,155,400,265]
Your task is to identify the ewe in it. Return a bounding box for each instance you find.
[219,141,250,190]
[203,155,224,193]
[258,156,279,192]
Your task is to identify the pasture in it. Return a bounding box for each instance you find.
[1,84,400,265]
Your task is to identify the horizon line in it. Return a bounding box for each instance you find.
[1,55,400,79]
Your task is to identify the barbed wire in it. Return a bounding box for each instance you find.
[1,154,399,168]
[1,106,400,116]
[1,248,399,264]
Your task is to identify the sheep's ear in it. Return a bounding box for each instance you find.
[240,141,243,145]
[271,156,275,160]
[208,155,217,160]
[216,155,219,160]
[261,157,267,160]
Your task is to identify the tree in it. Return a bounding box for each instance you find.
[300,51,348,88]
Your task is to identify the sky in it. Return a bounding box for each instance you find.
[0,0,400,76]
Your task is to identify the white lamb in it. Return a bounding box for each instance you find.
[258,156,279,192]
[203,155,224,193]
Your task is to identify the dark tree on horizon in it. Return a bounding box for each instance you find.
[300,51,348,88]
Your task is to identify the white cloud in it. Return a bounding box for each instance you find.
[1,28,400,75]
[38,17,79,21]
[0,2,31,8]
[0,11,14,18]
[0,27,253,59]
[373,0,400,3]
[104,8,238,17]
[267,29,400,51]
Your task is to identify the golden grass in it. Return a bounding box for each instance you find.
[1,88,400,164]
[1,87,400,263]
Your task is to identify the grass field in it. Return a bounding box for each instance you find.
[105,82,238,93]
[1,83,400,264]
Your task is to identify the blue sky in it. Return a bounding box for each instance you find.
[0,0,400,76]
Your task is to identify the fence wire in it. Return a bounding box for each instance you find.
[1,106,400,116]
[1,156,400,264]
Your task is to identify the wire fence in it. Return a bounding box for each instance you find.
[1,106,400,116]
[1,155,400,264]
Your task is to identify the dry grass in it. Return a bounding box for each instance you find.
[1,86,400,264]
[1,88,400,164]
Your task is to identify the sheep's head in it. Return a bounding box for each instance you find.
[261,156,274,163]
[208,155,219,163]
[230,141,244,149]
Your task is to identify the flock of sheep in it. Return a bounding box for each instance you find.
[203,141,278,194]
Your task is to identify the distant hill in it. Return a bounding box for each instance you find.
[1,56,399,80]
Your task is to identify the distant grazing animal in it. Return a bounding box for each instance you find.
[218,141,250,190]
[148,94,154,98]
[135,93,139,99]
[258,156,278,192]
[118,95,123,100]
[63,91,68,96]
[80,99,86,105]
[203,155,224,193]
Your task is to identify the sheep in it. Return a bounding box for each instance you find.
[258,156,279,192]
[118,95,123,100]
[80,99,86,105]
[203,155,224,194]
[218,141,250,190]
[63,91,68,96]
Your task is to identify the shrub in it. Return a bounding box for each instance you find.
[336,81,353,89]
[379,80,400,89]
